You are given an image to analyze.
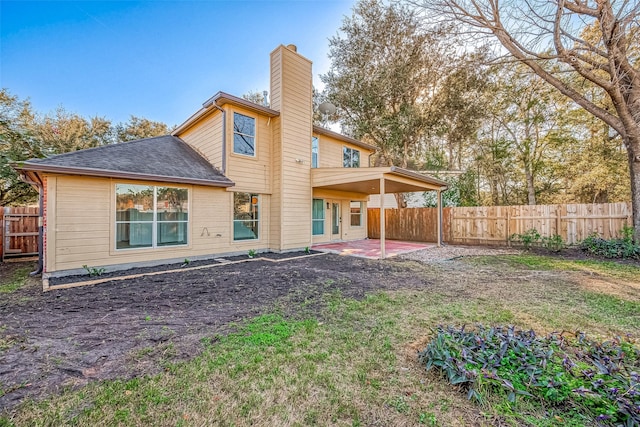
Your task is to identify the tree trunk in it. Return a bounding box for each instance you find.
[490,178,499,206]
[627,136,640,242]
[524,164,536,205]
[394,193,408,208]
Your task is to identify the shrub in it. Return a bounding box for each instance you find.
[580,226,640,259]
[542,234,565,252]
[509,229,541,251]
[418,325,640,426]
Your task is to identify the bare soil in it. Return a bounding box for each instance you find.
[1,247,637,414]
[0,253,427,411]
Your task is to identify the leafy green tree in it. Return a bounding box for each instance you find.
[0,89,40,204]
[35,107,114,153]
[115,116,169,142]
[488,65,569,205]
[322,0,458,169]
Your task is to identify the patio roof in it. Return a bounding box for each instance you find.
[311,166,448,194]
[312,166,447,259]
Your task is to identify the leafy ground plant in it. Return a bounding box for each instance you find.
[510,229,542,251]
[82,265,106,277]
[580,226,640,259]
[419,325,640,426]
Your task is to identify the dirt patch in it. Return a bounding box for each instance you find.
[0,254,426,411]
[1,246,637,413]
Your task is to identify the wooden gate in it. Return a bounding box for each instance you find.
[1,206,39,261]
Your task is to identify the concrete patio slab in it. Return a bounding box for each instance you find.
[313,239,433,259]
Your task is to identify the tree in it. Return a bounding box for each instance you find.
[115,116,169,142]
[0,89,40,204]
[489,65,569,205]
[413,0,640,239]
[242,90,268,107]
[430,59,490,171]
[321,0,457,170]
[35,107,114,153]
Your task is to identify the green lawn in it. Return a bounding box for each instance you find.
[1,254,639,426]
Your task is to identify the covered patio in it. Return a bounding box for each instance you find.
[313,239,433,259]
[312,166,448,259]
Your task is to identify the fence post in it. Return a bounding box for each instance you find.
[506,207,510,246]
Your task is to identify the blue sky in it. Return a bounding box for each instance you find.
[0,0,355,126]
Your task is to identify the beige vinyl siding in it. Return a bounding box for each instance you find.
[270,46,282,111]
[179,110,223,170]
[269,116,282,248]
[225,105,273,194]
[315,133,374,168]
[271,45,314,251]
[46,175,270,273]
[44,175,57,273]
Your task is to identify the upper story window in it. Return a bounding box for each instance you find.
[115,184,188,250]
[312,136,319,168]
[343,146,360,168]
[233,113,256,156]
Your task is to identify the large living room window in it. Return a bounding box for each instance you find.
[234,192,259,240]
[343,146,360,168]
[233,112,256,156]
[115,184,188,250]
[312,198,324,235]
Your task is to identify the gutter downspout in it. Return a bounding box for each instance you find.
[211,102,227,174]
[20,172,44,276]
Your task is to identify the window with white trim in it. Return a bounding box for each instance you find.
[115,184,188,249]
[233,113,256,156]
[343,146,360,168]
[312,198,324,235]
[234,193,259,240]
[350,201,363,227]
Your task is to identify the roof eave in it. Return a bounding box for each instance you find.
[388,166,449,189]
[173,91,280,136]
[312,126,377,152]
[14,163,235,188]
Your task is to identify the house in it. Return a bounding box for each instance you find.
[15,44,447,284]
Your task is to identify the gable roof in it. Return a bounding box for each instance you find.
[172,92,378,154]
[15,135,234,187]
[172,91,280,135]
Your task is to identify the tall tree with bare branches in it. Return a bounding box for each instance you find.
[412,0,640,239]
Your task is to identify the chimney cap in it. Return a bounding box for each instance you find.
[286,44,297,52]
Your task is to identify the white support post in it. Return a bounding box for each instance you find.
[436,190,442,247]
[380,177,386,259]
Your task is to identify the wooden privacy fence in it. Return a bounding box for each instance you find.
[1,206,39,261]
[367,202,633,246]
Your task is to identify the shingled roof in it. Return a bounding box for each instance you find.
[15,135,234,187]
